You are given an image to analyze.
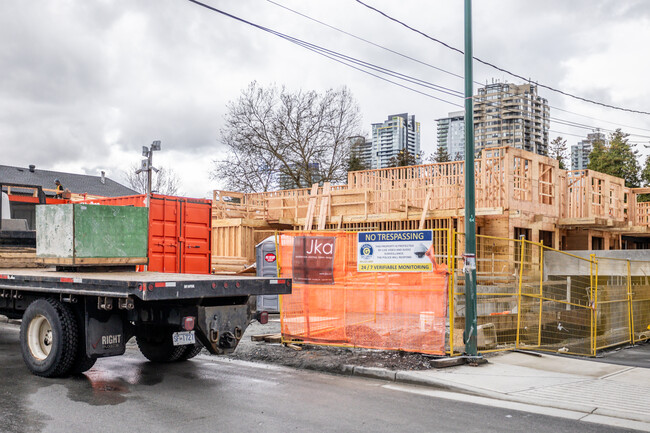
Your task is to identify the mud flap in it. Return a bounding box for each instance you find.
[195,299,255,355]
[85,302,126,358]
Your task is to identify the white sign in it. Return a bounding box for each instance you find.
[357,230,434,272]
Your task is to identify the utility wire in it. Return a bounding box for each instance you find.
[354,0,650,116]
[188,0,649,141]
[277,31,463,98]
[267,0,650,136]
[549,105,650,134]
[283,36,463,106]
[464,92,650,140]
[267,0,465,81]
[185,0,465,106]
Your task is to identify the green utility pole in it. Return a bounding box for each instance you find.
[463,0,478,357]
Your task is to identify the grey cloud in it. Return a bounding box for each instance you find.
[1,0,648,195]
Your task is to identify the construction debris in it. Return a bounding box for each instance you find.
[251,333,282,343]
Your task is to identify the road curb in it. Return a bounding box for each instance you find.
[352,366,397,381]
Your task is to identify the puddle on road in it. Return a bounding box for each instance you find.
[3,324,223,420]
[64,357,223,405]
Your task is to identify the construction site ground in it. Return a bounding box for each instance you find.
[229,315,649,372]
[225,315,454,373]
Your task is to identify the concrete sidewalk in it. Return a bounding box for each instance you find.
[351,351,650,429]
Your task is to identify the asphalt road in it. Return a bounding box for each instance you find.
[1,323,640,433]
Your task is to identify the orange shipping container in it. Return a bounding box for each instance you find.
[84,194,211,274]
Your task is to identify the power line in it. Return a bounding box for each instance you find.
[283,36,463,106]
[549,117,650,140]
[266,0,465,81]
[266,0,650,137]
[188,0,650,143]
[353,0,650,116]
[549,129,594,140]
[472,93,650,140]
[549,105,650,134]
[184,0,463,106]
[278,32,463,98]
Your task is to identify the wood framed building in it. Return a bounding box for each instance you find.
[212,146,650,268]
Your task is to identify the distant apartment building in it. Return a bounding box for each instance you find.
[370,113,421,169]
[277,162,321,190]
[473,82,549,156]
[571,131,607,170]
[348,135,373,170]
[436,111,465,160]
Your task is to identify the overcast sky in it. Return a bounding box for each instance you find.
[1,0,650,197]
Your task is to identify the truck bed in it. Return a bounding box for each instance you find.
[0,268,291,301]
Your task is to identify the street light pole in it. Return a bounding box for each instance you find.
[463,0,479,358]
[146,148,153,207]
[136,140,161,208]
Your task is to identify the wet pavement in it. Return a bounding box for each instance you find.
[0,321,639,433]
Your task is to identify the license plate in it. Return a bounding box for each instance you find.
[172,331,195,346]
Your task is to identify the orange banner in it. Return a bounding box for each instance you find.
[279,231,449,354]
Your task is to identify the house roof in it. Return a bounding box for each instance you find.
[0,164,138,197]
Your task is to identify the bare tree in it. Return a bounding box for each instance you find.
[212,82,362,192]
[125,164,182,196]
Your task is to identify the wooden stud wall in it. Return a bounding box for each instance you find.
[209,146,650,271]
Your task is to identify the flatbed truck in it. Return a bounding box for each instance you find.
[0,267,291,377]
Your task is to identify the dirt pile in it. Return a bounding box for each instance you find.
[225,318,438,374]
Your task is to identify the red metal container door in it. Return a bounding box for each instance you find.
[180,199,211,274]
[149,196,181,273]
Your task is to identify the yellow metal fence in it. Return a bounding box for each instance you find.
[451,234,523,354]
[517,244,595,356]
[449,236,649,356]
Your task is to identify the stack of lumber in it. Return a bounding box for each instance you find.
[211,256,255,274]
[0,247,44,268]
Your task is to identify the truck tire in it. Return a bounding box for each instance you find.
[136,330,185,363]
[69,354,97,375]
[68,304,97,375]
[176,343,203,361]
[20,298,79,377]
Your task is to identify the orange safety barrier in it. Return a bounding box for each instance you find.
[278,231,449,354]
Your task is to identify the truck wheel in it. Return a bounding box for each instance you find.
[176,343,203,361]
[68,305,97,375]
[136,330,185,363]
[20,299,79,377]
[69,355,97,375]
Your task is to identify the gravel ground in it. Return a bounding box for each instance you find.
[225,316,441,374]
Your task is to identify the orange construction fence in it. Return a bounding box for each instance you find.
[278,230,449,354]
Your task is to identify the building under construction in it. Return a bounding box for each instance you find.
[211,146,650,272]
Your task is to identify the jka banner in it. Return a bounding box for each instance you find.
[292,236,336,284]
